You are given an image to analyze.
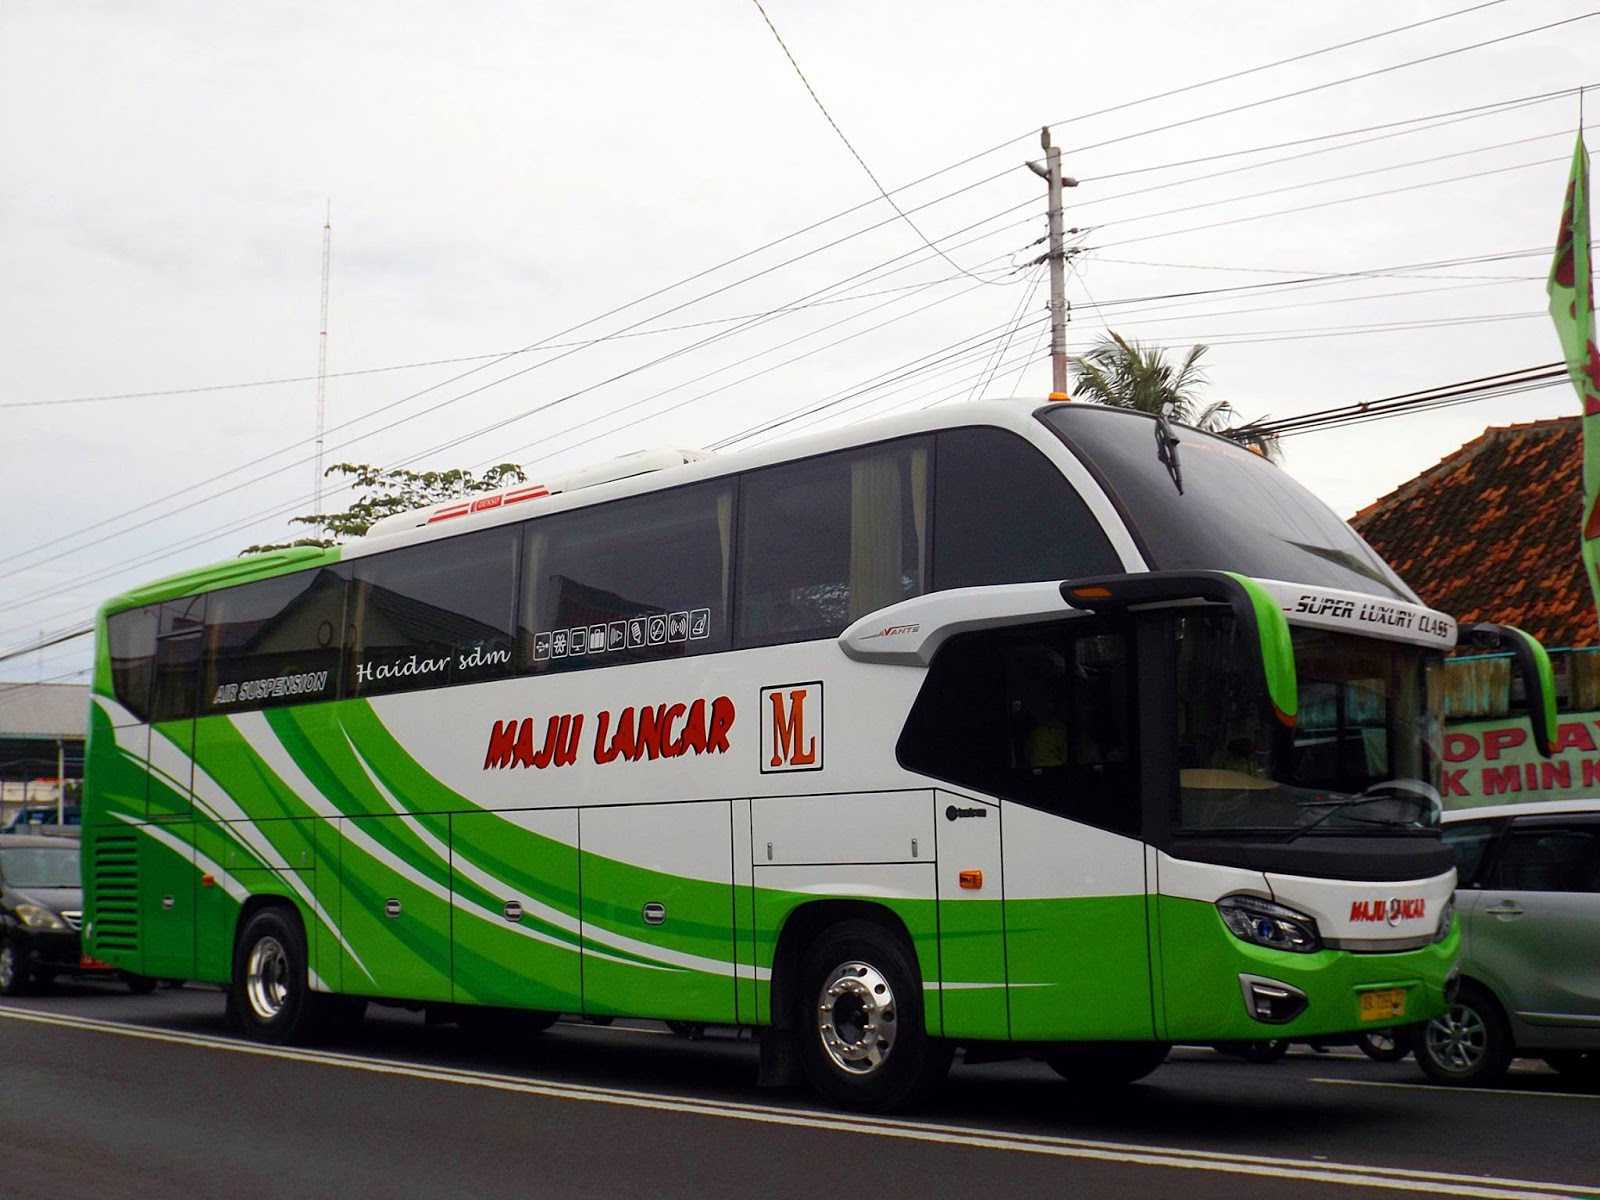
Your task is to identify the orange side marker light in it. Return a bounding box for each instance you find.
[200,873,217,889]
[959,870,983,890]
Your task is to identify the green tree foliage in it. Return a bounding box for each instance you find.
[1069,330,1280,460]
[243,461,526,554]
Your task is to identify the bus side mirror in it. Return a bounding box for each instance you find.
[1061,570,1298,729]
[1457,622,1557,758]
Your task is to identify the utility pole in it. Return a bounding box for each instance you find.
[315,201,332,514]
[1027,127,1078,399]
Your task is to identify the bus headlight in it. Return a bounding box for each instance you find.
[1434,895,1456,944]
[1216,895,1322,954]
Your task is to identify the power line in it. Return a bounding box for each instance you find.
[749,0,1000,286]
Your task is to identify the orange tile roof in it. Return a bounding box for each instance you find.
[1351,416,1597,648]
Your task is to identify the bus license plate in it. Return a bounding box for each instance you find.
[1359,989,1406,1021]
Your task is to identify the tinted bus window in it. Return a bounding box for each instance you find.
[201,568,346,714]
[521,482,732,670]
[106,605,158,721]
[151,596,206,724]
[738,439,929,646]
[348,527,518,698]
[933,426,1120,589]
[897,621,1140,835]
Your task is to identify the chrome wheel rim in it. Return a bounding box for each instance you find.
[0,943,16,990]
[1426,1003,1487,1073]
[815,959,897,1075]
[245,935,290,1022]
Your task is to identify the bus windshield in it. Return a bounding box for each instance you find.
[1039,405,1415,602]
[1175,612,1444,835]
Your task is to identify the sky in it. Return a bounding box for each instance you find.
[1,0,1594,684]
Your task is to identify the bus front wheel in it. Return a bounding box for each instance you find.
[797,920,950,1113]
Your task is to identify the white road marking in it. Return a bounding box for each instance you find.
[1313,1077,1600,1101]
[0,1007,1594,1199]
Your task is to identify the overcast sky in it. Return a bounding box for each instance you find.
[1,0,1594,683]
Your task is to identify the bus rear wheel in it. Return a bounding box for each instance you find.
[232,907,336,1046]
[797,920,950,1113]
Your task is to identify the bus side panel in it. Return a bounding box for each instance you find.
[451,809,582,1012]
[338,814,454,1002]
[83,698,150,826]
[1001,804,1153,1040]
[579,802,737,1023]
[313,818,344,990]
[731,799,758,1025]
[137,819,196,981]
[751,864,940,1036]
[194,817,316,983]
[933,790,1007,1040]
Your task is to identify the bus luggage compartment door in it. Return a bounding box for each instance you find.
[580,801,737,1024]
[450,808,581,1014]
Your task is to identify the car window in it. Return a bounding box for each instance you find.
[1441,820,1500,887]
[0,847,81,888]
[1488,824,1600,893]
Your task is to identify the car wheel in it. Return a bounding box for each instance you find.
[232,907,328,1045]
[1416,982,1512,1086]
[123,973,159,995]
[1214,1039,1290,1063]
[1044,1041,1170,1085]
[0,940,30,997]
[1542,1051,1600,1087]
[797,919,951,1112]
[1357,1026,1412,1063]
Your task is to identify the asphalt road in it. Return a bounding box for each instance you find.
[2,981,1597,1200]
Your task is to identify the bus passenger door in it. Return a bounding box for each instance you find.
[451,809,582,1014]
[580,801,737,1024]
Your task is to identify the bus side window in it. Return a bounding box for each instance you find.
[897,624,1140,837]
[932,427,1120,590]
[106,605,159,721]
[520,480,732,672]
[348,526,519,698]
[151,596,206,724]
[201,567,347,714]
[737,438,929,647]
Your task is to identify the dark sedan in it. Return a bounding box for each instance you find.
[0,833,150,995]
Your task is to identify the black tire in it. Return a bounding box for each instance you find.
[232,907,327,1045]
[1416,982,1513,1086]
[1357,1026,1412,1063]
[0,939,31,997]
[1044,1041,1171,1085]
[1214,1039,1290,1063]
[123,973,159,995]
[1542,1051,1600,1087]
[797,919,951,1113]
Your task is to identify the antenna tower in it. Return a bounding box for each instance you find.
[315,201,332,513]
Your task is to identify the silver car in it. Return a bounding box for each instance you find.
[1419,800,1600,1086]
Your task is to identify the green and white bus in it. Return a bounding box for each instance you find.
[80,401,1533,1111]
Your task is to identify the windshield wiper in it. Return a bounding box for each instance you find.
[1282,781,1438,843]
[1153,413,1183,494]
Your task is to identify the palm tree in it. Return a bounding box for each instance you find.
[1068,330,1280,459]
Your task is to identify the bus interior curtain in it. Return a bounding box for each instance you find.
[910,448,928,594]
[850,453,904,620]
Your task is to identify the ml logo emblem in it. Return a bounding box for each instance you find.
[760,682,823,773]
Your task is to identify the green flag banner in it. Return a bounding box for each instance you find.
[1549,132,1600,620]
